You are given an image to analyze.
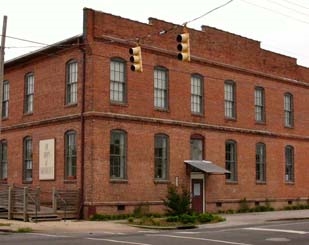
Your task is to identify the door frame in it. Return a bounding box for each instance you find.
[190,173,205,213]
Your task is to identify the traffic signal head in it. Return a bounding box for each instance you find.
[129,46,143,72]
[176,33,190,62]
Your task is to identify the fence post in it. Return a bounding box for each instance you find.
[7,185,12,220]
[23,187,28,222]
[52,187,57,212]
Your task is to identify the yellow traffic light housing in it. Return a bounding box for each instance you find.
[176,32,190,62]
[129,46,143,72]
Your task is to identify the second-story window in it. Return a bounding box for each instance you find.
[256,142,266,183]
[255,87,265,123]
[24,73,34,114]
[224,80,236,119]
[2,80,9,118]
[284,93,294,127]
[110,58,126,103]
[154,67,168,110]
[191,74,203,114]
[66,60,78,105]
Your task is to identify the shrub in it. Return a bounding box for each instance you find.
[163,184,191,216]
[166,216,179,222]
[238,198,250,213]
[179,214,197,224]
[197,213,213,223]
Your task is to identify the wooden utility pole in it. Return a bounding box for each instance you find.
[0,16,7,134]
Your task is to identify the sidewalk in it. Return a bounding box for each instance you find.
[1,210,309,234]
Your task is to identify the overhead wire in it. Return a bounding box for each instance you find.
[265,0,309,17]
[282,0,309,10]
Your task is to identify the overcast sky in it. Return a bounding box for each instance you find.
[1,0,309,67]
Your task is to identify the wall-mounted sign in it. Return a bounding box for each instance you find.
[39,139,55,180]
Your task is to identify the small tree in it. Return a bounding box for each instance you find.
[163,184,191,216]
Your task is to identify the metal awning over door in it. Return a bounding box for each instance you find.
[184,160,230,174]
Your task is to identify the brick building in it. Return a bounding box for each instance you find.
[1,8,309,217]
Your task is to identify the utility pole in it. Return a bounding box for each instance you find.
[0,16,7,134]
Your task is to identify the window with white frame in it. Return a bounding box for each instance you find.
[225,140,237,182]
[2,80,9,118]
[0,140,7,181]
[154,134,169,180]
[24,73,34,114]
[66,60,78,105]
[256,142,266,182]
[255,87,265,122]
[65,130,77,179]
[110,130,126,179]
[154,67,168,109]
[110,59,126,103]
[23,136,32,182]
[224,80,236,119]
[284,93,293,127]
[191,74,203,114]
[285,145,294,182]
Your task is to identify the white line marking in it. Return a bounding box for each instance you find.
[147,234,253,245]
[87,237,151,245]
[175,231,201,234]
[244,227,308,234]
[27,233,71,238]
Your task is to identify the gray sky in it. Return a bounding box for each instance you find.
[1,0,309,67]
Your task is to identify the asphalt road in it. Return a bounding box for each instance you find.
[1,220,309,245]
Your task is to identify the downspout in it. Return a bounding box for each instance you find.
[79,10,88,219]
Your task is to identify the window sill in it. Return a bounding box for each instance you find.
[255,121,266,125]
[23,112,33,117]
[110,101,128,107]
[225,180,238,184]
[256,181,266,185]
[285,181,295,185]
[154,179,170,184]
[191,112,204,117]
[284,125,294,129]
[64,103,77,108]
[110,179,128,184]
[22,180,33,184]
[154,108,169,113]
[0,179,7,184]
[224,117,237,122]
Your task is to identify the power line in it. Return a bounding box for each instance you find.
[282,0,309,10]
[240,0,309,25]
[266,0,309,17]
[185,0,235,25]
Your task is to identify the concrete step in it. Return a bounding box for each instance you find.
[29,214,61,222]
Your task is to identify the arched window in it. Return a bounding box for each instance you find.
[154,134,169,180]
[65,130,77,179]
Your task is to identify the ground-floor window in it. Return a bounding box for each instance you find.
[0,140,7,180]
[110,130,127,179]
[23,136,32,182]
[65,130,77,179]
[154,134,169,180]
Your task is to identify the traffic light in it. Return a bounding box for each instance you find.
[129,46,143,72]
[176,32,190,62]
